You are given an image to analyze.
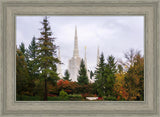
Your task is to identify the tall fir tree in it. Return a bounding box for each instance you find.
[19,42,26,54]
[35,16,60,101]
[77,59,89,85]
[95,53,106,96]
[105,55,117,97]
[95,54,117,97]
[27,36,38,75]
[26,36,38,95]
[28,36,37,60]
[63,70,71,81]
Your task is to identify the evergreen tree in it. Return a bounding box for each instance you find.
[77,59,89,85]
[28,36,37,60]
[117,64,123,74]
[19,42,26,54]
[90,70,94,79]
[105,55,117,97]
[95,53,106,96]
[35,16,60,100]
[95,54,117,97]
[26,36,38,95]
[63,70,71,81]
[27,36,38,75]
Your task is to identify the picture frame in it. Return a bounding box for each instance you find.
[0,0,159,116]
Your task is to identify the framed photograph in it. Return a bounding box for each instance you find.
[0,0,159,117]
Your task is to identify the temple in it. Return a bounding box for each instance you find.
[68,26,81,81]
[68,26,97,83]
[57,48,63,78]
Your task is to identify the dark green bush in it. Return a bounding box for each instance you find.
[105,96,117,101]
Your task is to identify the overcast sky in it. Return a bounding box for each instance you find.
[16,16,144,74]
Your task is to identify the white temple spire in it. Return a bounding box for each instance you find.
[84,46,87,69]
[73,26,79,57]
[68,26,81,81]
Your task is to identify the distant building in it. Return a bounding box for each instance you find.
[57,48,63,78]
[68,26,81,81]
[68,26,95,83]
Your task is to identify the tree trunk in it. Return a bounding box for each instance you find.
[44,78,48,101]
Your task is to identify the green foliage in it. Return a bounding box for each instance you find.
[95,54,117,97]
[77,59,89,85]
[117,64,123,74]
[68,94,82,100]
[90,70,94,79]
[35,16,60,100]
[16,49,30,99]
[63,70,71,81]
[105,55,117,96]
[105,96,117,101]
[59,90,68,98]
[16,95,42,101]
[28,36,37,59]
[95,53,106,97]
[19,42,26,54]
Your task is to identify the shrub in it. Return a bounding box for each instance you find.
[68,94,82,100]
[59,90,68,98]
[105,96,117,101]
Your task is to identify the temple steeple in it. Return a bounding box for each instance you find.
[84,46,87,69]
[73,26,79,57]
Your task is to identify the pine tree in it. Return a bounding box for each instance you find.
[19,42,26,54]
[90,70,94,79]
[63,70,71,81]
[25,36,38,95]
[77,59,89,85]
[105,55,117,97]
[35,16,60,101]
[27,36,38,75]
[95,54,117,97]
[95,53,106,96]
[117,64,123,74]
[28,36,37,60]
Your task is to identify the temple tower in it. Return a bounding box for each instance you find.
[57,48,63,78]
[68,26,81,81]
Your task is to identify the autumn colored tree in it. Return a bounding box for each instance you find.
[124,51,144,100]
[114,73,128,100]
[35,16,60,100]
[16,49,29,100]
[57,79,80,94]
[77,59,89,85]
